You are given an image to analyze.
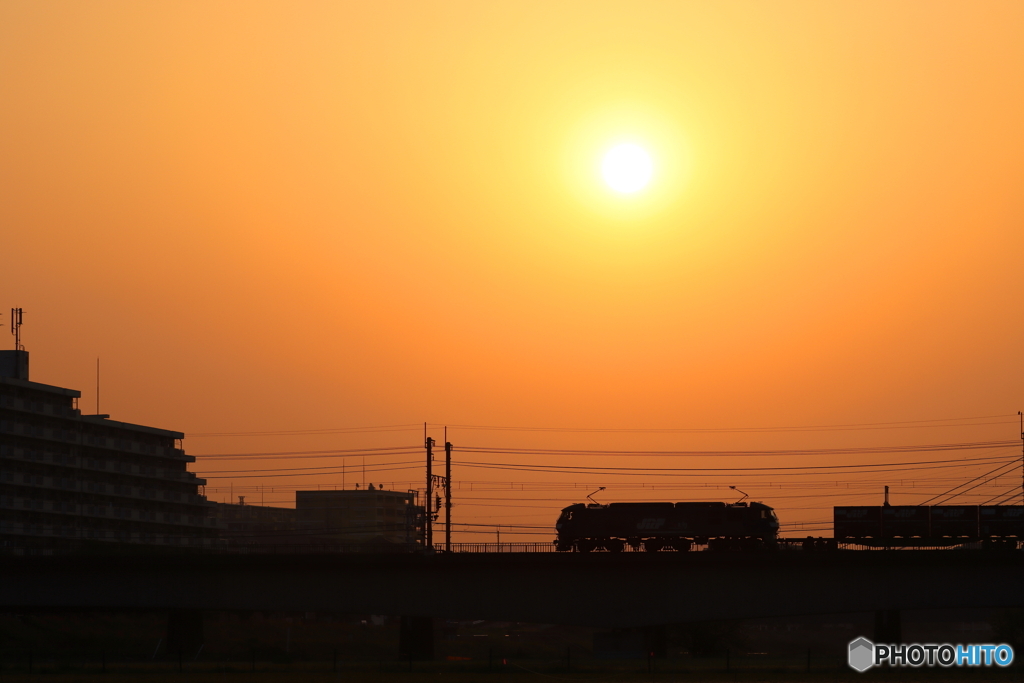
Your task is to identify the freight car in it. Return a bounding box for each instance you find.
[834,505,1024,546]
[554,500,780,552]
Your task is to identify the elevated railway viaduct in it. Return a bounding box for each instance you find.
[2,550,1021,628]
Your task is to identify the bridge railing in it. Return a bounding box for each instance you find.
[3,538,1018,557]
[223,542,421,555]
[443,539,1021,553]
[445,542,557,553]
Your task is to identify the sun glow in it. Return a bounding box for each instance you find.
[601,144,653,193]
[559,105,690,221]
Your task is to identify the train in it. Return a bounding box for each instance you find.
[834,505,1024,546]
[554,500,780,552]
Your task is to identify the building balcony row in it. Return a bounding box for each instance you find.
[1,520,219,547]
[3,447,203,485]
[1,471,210,507]
[0,417,191,462]
[0,497,220,529]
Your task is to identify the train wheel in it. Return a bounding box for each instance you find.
[675,539,692,552]
[643,539,662,552]
[606,539,624,553]
[576,540,593,553]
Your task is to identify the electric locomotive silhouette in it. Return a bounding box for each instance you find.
[554,499,780,552]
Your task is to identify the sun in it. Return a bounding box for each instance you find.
[601,143,653,193]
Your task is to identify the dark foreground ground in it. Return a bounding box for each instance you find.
[1,608,1021,682]
[0,666,1021,683]
[0,648,1022,683]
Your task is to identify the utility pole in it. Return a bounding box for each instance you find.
[445,439,452,552]
[425,435,435,550]
[1019,411,1023,502]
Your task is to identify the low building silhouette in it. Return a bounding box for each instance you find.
[210,486,425,551]
[211,498,297,548]
[296,486,422,546]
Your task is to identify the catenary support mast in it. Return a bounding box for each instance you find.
[445,439,452,552]
[425,433,434,550]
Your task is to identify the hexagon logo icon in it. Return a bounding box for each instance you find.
[848,637,875,672]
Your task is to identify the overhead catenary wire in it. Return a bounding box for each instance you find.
[917,459,1021,505]
[201,475,1005,495]
[204,469,1015,488]
[208,484,1018,507]
[201,469,1019,498]
[929,461,1022,505]
[195,453,1013,476]
[989,490,1024,506]
[978,485,1024,506]
[452,456,1016,477]
[194,456,1014,481]
[191,441,1019,462]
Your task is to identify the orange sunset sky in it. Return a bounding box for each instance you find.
[2,2,1022,541]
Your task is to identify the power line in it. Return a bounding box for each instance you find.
[195,446,420,459]
[453,455,1014,474]
[183,415,1015,439]
[202,464,423,479]
[188,424,423,437]
[454,440,1019,457]
[438,415,1017,434]
[199,459,422,474]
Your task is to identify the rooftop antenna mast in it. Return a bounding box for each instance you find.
[586,487,605,506]
[729,486,749,504]
[11,308,23,350]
